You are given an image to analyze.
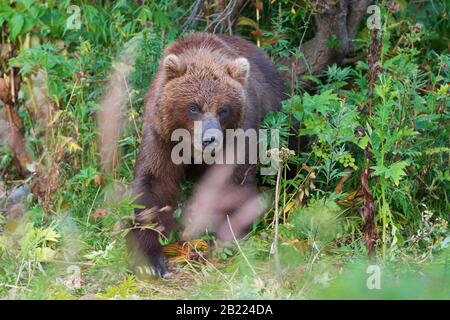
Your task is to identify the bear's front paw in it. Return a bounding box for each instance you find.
[134,252,169,279]
[151,251,169,278]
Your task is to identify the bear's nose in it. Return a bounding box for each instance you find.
[202,135,215,147]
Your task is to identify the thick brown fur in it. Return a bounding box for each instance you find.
[128,33,285,277]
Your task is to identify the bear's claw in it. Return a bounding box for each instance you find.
[151,252,168,278]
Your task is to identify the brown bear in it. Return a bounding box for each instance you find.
[128,33,285,277]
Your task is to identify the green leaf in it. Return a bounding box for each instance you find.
[34,247,56,262]
[303,90,339,115]
[236,16,258,28]
[372,161,409,186]
[41,228,60,242]
[22,15,38,34]
[0,3,13,26]
[358,135,370,149]
[9,13,25,40]
[15,0,34,9]
[300,75,321,84]
[0,2,13,14]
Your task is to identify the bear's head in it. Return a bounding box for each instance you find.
[156,51,249,152]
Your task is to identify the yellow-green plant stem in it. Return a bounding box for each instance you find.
[380,178,388,260]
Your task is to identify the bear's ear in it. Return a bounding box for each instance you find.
[162,54,186,80]
[227,57,250,85]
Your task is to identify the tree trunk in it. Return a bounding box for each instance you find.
[0,41,31,177]
[195,0,371,79]
[288,0,371,79]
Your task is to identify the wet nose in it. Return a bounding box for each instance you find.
[202,135,216,147]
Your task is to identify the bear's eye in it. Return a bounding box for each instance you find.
[188,104,201,115]
[218,107,229,118]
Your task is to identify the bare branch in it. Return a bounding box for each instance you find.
[280,0,371,83]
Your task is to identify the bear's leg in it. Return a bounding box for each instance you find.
[127,128,185,277]
[128,227,168,278]
[128,175,182,277]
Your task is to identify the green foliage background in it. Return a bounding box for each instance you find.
[0,0,448,299]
